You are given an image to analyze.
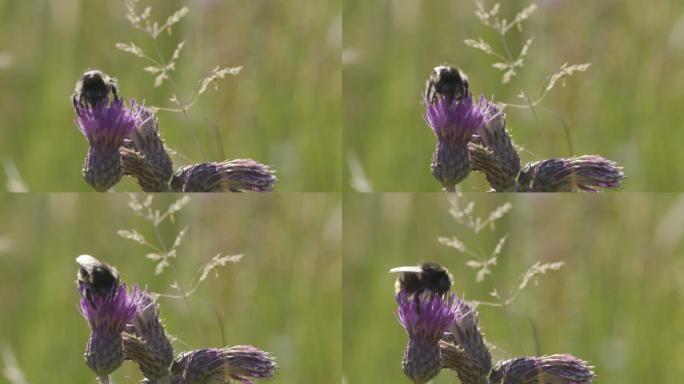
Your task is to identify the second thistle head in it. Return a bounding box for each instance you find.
[396,291,466,383]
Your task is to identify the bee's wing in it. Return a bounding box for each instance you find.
[389,265,422,274]
[76,254,102,269]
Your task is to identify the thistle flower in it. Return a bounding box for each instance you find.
[441,300,492,378]
[517,155,624,192]
[121,102,174,192]
[76,99,144,191]
[396,291,466,383]
[170,159,277,192]
[170,346,277,384]
[425,95,493,191]
[469,103,521,191]
[489,354,595,384]
[79,283,143,380]
[123,291,174,380]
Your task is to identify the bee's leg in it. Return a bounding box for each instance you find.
[415,291,422,315]
[426,82,435,104]
[72,94,81,116]
[111,83,119,101]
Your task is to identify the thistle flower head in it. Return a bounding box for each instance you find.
[79,283,143,378]
[469,102,521,191]
[170,160,277,192]
[79,283,142,335]
[425,95,492,146]
[489,354,595,384]
[427,95,497,190]
[170,346,277,384]
[120,101,174,192]
[76,99,142,152]
[442,300,492,378]
[396,291,466,383]
[518,155,624,192]
[123,291,174,380]
[77,98,147,191]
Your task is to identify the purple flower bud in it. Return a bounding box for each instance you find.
[426,95,493,191]
[396,291,466,383]
[170,346,277,384]
[121,102,174,192]
[123,292,174,380]
[79,283,143,379]
[439,341,482,384]
[469,143,512,192]
[489,354,595,384]
[442,301,492,378]
[469,103,521,191]
[170,160,277,192]
[518,155,624,192]
[76,99,145,191]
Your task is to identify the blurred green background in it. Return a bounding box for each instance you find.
[344,193,684,383]
[0,193,341,383]
[343,0,684,191]
[0,0,341,191]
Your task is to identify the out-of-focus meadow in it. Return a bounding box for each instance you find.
[343,0,684,191]
[343,193,684,383]
[0,0,341,191]
[0,193,341,383]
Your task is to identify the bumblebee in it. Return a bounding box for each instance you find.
[425,65,470,104]
[76,254,120,305]
[72,69,119,114]
[390,262,453,314]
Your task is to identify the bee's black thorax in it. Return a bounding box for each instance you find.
[72,70,119,112]
[77,260,120,306]
[425,65,470,104]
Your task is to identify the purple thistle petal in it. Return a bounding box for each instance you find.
[425,95,493,146]
[396,292,465,342]
[76,99,142,152]
[79,283,143,335]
